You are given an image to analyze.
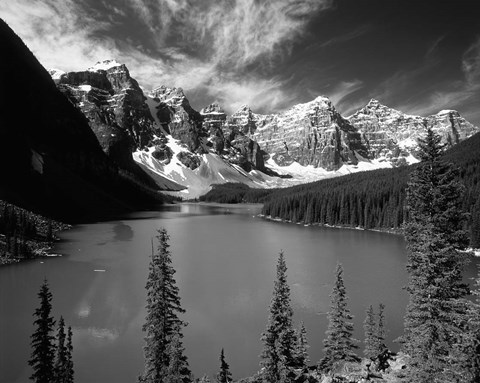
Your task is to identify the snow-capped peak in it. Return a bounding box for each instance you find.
[200,102,225,115]
[436,109,457,116]
[366,98,381,107]
[48,68,66,80]
[313,95,331,103]
[88,59,122,72]
[235,104,252,113]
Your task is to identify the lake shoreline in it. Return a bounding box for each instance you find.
[258,214,404,236]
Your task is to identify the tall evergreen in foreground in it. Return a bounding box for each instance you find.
[29,280,56,383]
[260,251,297,382]
[363,305,377,359]
[139,228,190,383]
[164,323,191,383]
[216,349,232,383]
[376,303,387,355]
[363,303,387,360]
[402,129,470,382]
[54,316,68,383]
[65,326,74,383]
[318,263,359,372]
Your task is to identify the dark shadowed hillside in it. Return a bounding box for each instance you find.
[0,19,162,222]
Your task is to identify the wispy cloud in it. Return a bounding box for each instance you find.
[394,37,480,118]
[327,80,364,111]
[462,37,480,85]
[0,0,333,113]
[316,25,371,49]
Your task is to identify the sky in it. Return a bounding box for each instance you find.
[1,0,480,124]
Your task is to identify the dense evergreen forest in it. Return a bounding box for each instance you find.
[199,183,276,204]
[201,132,480,247]
[0,200,69,264]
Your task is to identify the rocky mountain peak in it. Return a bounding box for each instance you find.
[312,95,333,106]
[235,104,252,113]
[87,59,123,72]
[48,68,66,83]
[51,61,156,171]
[149,85,186,104]
[230,104,257,135]
[365,98,381,108]
[200,102,225,115]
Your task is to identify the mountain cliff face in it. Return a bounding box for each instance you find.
[243,97,368,171]
[347,99,480,165]
[228,97,479,171]
[54,60,157,174]
[0,19,161,221]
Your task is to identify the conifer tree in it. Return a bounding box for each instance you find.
[139,228,190,383]
[363,304,387,360]
[363,305,377,359]
[402,128,470,382]
[295,322,310,368]
[260,251,297,382]
[470,201,480,249]
[54,316,68,383]
[464,267,480,382]
[318,263,359,372]
[376,303,387,355]
[65,326,74,383]
[164,323,191,383]
[216,349,232,383]
[29,279,56,383]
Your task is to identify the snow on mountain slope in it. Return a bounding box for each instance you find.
[133,135,272,198]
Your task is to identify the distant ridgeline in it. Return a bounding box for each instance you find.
[201,132,480,248]
[0,200,69,265]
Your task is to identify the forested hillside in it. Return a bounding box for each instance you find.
[199,183,276,203]
[0,200,69,264]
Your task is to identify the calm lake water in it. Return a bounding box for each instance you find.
[1,203,478,382]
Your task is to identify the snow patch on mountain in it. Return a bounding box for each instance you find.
[88,59,122,72]
[48,68,66,81]
[133,135,275,198]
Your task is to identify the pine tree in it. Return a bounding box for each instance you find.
[318,263,359,372]
[464,267,480,381]
[29,279,56,383]
[470,201,480,249]
[446,266,480,383]
[375,303,387,355]
[216,349,232,383]
[260,251,297,382]
[164,323,191,383]
[363,305,377,359]
[294,322,310,369]
[402,128,470,382]
[139,228,190,383]
[54,316,68,383]
[65,326,74,383]
[363,304,387,360]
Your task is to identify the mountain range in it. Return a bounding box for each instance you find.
[1,17,479,216]
[49,58,479,198]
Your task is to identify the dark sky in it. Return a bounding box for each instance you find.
[1,0,479,123]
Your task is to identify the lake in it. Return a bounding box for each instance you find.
[1,203,477,382]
